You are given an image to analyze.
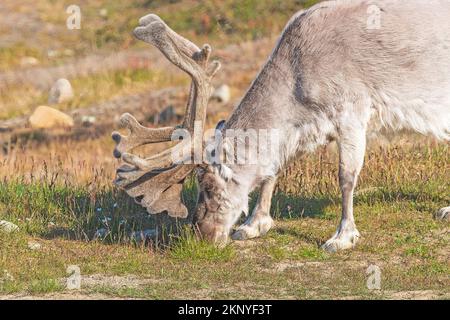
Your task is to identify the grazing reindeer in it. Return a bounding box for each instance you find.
[113,0,450,252]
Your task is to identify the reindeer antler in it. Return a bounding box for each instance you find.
[112,14,221,218]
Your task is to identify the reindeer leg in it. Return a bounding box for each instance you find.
[322,124,366,252]
[232,177,277,240]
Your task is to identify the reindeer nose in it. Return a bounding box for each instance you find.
[197,220,230,246]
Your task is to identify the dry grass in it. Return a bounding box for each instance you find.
[0,130,448,298]
[1,0,317,68]
[0,67,188,120]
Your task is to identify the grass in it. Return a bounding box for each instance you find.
[0,67,188,120]
[1,0,319,69]
[1,0,449,300]
[169,228,236,262]
[0,0,317,120]
[0,179,149,240]
[47,1,321,47]
[0,135,448,299]
[0,43,44,71]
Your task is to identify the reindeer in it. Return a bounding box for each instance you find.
[112,0,450,252]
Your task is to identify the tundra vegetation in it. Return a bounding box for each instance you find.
[0,0,448,299]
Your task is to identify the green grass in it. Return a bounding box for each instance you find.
[154,0,321,42]
[0,178,153,241]
[0,140,448,299]
[169,228,235,262]
[0,43,44,71]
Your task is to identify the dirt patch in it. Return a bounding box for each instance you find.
[0,292,130,300]
[81,274,162,289]
[386,290,449,300]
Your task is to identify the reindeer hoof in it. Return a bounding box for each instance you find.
[322,229,360,253]
[231,216,274,241]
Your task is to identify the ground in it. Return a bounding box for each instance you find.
[0,0,449,300]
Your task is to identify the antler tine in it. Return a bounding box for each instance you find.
[112,113,175,158]
[120,137,192,171]
[181,56,221,130]
[112,14,222,218]
[134,14,221,131]
[133,15,211,85]
[138,14,200,57]
[208,60,222,78]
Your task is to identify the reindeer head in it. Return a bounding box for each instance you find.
[192,162,248,245]
[112,14,244,244]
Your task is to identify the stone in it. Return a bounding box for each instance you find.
[99,8,108,17]
[48,78,74,104]
[47,49,59,58]
[63,49,74,57]
[29,106,74,129]
[211,84,231,103]
[0,220,19,233]
[434,207,450,220]
[81,115,96,126]
[27,241,42,250]
[20,56,39,67]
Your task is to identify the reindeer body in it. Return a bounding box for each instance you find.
[115,0,450,251]
[219,0,450,249]
[229,0,450,151]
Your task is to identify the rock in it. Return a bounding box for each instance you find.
[434,207,450,220]
[29,106,74,129]
[0,220,19,233]
[20,56,39,67]
[81,115,96,126]
[63,49,74,57]
[99,8,108,17]
[211,84,231,103]
[48,78,74,104]
[27,241,42,250]
[47,49,59,58]
[130,229,157,244]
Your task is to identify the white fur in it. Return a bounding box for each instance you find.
[196,0,450,248]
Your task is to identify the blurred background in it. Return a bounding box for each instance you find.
[0,0,318,121]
